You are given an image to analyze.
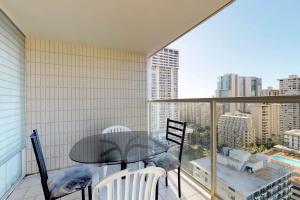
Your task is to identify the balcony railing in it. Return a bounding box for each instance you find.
[147,95,300,200]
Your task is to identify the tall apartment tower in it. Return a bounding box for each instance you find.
[150,48,179,131]
[250,86,281,145]
[250,103,281,145]
[279,75,300,132]
[216,74,262,113]
[217,112,255,148]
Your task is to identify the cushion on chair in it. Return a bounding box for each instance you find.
[48,165,94,198]
[145,153,180,171]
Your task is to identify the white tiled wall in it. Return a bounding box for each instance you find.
[25,37,147,174]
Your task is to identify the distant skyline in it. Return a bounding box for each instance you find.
[168,0,300,98]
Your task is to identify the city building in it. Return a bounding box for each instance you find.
[291,176,300,200]
[150,48,179,132]
[191,148,293,200]
[250,103,281,145]
[250,87,281,145]
[284,129,300,151]
[261,86,280,96]
[180,103,223,129]
[279,75,300,132]
[180,103,210,128]
[216,74,262,113]
[218,112,255,148]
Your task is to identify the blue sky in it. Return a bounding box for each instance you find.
[169,0,300,98]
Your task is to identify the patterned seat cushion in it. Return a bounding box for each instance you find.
[145,153,180,171]
[48,165,94,198]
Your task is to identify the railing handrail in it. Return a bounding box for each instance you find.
[148,95,300,103]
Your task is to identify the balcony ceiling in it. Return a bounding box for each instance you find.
[0,0,233,57]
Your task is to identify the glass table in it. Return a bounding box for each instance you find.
[69,131,168,170]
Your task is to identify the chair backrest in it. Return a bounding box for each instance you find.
[165,118,187,163]
[93,167,165,200]
[30,129,51,199]
[102,125,131,134]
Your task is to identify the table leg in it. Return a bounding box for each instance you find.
[121,161,127,170]
[121,161,127,180]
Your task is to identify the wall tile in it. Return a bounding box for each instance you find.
[25,37,147,173]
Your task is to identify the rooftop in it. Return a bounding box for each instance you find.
[284,129,300,136]
[191,154,293,196]
[222,112,252,118]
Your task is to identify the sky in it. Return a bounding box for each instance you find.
[168,0,300,98]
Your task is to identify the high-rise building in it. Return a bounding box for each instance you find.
[279,75,300,132]
[216,74,262,113]
[150,48,179,131]
[250,103,281,145]
[250,87,281,145]
[217,112,255,148]
[216,73,239,113]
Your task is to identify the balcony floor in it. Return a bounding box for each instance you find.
[7,164,210,200]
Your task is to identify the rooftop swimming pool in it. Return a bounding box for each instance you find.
[272,155,300,167]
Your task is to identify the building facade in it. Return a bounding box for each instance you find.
[250,103,281,145]
[150,48,179,131]
[180,103,210,128]
[216,74,262,113]
[279,75,300,133]
[217,112,255,148]
[284,129,300,151]
[261,86,280,96]
[250,86,281,145]
[291,176,300,200]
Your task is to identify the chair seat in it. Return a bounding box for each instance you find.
[48,165,94,198]
[145,153,180,171]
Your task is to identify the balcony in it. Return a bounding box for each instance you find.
[4,95,298,200]
[1,1,300,200]
[0,1,235,200]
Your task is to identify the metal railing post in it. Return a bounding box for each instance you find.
[210,100,217,199]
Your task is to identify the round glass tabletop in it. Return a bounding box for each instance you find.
[69,131,168,168]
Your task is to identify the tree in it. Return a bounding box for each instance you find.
[271,134,284,146]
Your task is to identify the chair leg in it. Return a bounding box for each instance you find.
[178,168,181,198]
[88,185,92,200]
[165,172,168,187]
[144,162,148,181]
[81,189,85,200]
[156,180,159,200]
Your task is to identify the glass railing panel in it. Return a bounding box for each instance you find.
[149,102,212,191]
[148,98,300,200]
[216,102,300,200]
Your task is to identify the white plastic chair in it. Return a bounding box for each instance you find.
[101,125,132,176]
[102,125,131,134]
[92,167,165,200]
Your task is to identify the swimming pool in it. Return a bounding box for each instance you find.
[272,155,300,167]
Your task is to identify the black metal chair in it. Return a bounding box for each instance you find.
[30,129,93,200]
[144,118,187,198]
